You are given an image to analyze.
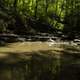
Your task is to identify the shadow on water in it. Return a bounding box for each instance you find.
[59,45,80,80]
[0,41,8,47]
[0,50,60,80]
[0,47,80,80]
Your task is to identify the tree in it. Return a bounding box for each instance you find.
[63,0,80,37]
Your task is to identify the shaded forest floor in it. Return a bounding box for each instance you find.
[0,42,80,80]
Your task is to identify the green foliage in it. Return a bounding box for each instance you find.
[0,0,80,35]
[63,0,80,36]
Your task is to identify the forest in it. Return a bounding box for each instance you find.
[0,0,80,38]
[0,0,80,80]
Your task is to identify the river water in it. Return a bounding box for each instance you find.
[0,42,80,80]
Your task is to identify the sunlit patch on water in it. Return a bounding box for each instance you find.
[0,41,80,55]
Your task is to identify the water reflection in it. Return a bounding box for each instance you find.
[0,49,80,80]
